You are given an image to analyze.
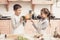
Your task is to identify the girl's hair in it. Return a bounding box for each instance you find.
[41,8,55,21]
[41,8,51,19]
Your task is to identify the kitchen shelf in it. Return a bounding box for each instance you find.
[8,0,31,1]
[20,0,31,1]
[32,0,53,4]
[0,0,8,4]
[8,0,18,1]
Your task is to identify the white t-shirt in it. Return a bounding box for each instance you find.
[11,14,24,34]
[11,14,21,29]
[32,18,49,33]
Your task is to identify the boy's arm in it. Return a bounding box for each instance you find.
[11,17,16,29]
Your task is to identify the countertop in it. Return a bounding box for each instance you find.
[0,16,11,20]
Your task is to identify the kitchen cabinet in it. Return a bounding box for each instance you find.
[0,19,13,34]
[25,20,37,35]
[8,0,31,1]
[32,0,53,4]
[50,20,60,35]
[25,20,60,36]
[0,0,8,4]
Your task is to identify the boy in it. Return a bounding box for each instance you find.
[11,4,24,34]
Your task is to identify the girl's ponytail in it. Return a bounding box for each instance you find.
[41,8,55,22]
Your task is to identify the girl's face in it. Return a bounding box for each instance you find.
[41,12,47,18]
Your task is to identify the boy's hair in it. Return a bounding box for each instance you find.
[13,4,22,10]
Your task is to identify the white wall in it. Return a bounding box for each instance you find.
[0,1,55,17]
[0,0,59,18]
[0,2,31,16]
[0,5,8,16]
[34,4,50,16]
[52,1,60,18]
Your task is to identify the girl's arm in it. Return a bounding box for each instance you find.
[31,19,40,33]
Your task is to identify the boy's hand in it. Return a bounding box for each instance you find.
[31,19,34,23]
[20,17,23,23]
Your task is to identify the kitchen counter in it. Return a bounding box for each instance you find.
[0,34,60,40]
[51,18,60,20]
[0,16,11,20]
[0,16,13,34]
[0,18,11,20]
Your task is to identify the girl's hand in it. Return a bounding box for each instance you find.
[34,33,43,38]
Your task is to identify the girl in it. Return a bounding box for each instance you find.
[31,8,52,40]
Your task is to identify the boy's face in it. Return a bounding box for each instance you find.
[15,8,21,16]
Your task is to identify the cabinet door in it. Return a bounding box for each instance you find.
[0,20,13,34]
[0,0,8,4]
[25,20,39,35]
[32,0,53,4]
[50,20,60,36]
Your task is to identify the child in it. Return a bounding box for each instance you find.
[11,4,24,34]
[31,8,52,40]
